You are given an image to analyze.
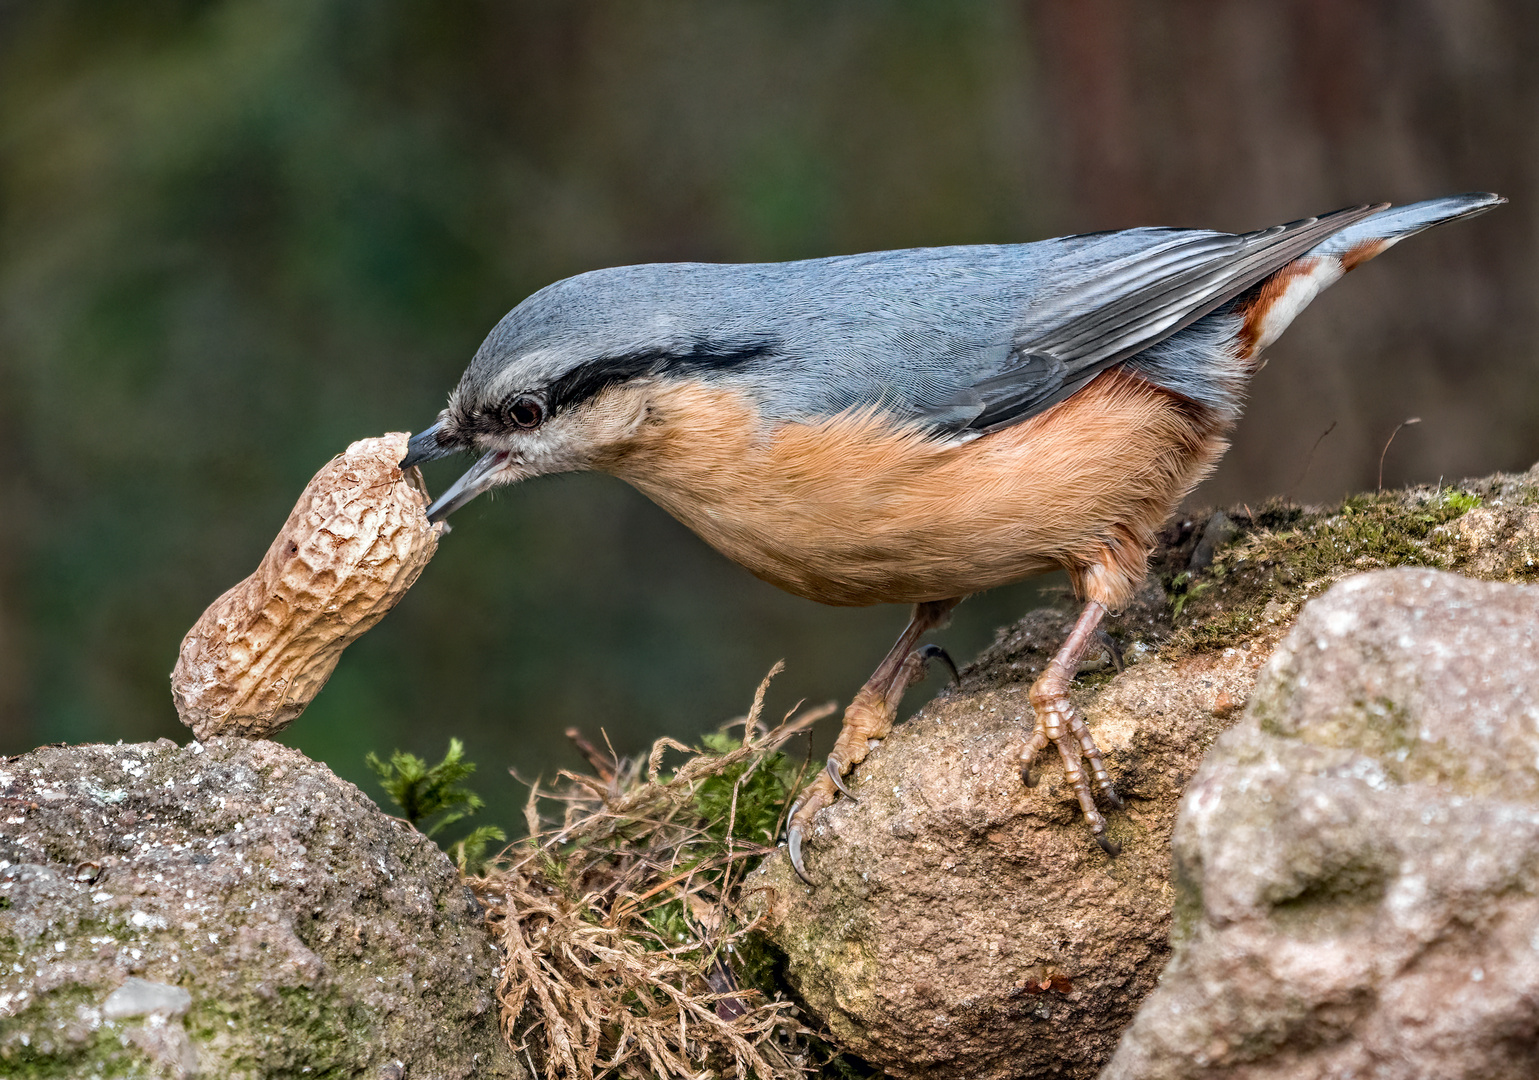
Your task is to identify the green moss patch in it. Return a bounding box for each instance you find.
[1164,483,1499,656]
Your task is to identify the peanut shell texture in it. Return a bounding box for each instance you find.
[171,432,445,739]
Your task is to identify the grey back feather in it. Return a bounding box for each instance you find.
[453,201,1435,439]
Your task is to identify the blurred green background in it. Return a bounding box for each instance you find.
[2,1,1535,830]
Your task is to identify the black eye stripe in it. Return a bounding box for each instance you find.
[459,334,781,436]
[541,335,780,416]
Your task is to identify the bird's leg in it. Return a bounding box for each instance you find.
[1020,598,1125,855]
[787,598,959,882]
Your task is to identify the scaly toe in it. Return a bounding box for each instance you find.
[1019,732,1049,788]
[785,774,837,885]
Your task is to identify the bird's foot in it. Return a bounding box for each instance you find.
[1020,679,1124,855]
[787,678,899,884]
[787,643,953,883]
[1019,598,1124,855]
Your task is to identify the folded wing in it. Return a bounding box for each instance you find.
[963,203,1386,433]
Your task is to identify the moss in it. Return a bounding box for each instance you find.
[183,997,239,1045]
[1265,851,1391,936]
[1440,489,1483,515]
[0,1038,142,1079]
[475,696,839,1078]
[267,986,372,1076]
[0,985,144,1080]
[1165,484,1483,657]
[366,739,506,874]
[1167,853,1205,949]
[693,730,802,849]
[536,732,801,964]
[1167,571,1212,619]
[179,982,412,1080]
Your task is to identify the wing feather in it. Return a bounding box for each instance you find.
[966,204,1387,432]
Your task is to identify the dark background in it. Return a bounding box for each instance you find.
[2,0,1533,830]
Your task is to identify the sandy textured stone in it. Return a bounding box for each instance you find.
[1105,568,1539,1080]
[0,738,523,1079]
[750,589,1279,1080]
[170,433,443,739]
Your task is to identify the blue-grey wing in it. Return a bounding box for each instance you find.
[959,204,1384,432]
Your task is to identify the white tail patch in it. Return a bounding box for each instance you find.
[1238,257,1343,359]
[1237,233,1411,360]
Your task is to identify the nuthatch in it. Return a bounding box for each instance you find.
[403,192,1503,881]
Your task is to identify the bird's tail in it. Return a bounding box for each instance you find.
[1235,191,1504,360]
[1305,191,1506,268]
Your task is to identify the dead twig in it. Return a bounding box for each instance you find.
[1379,417,1421,491]
[471,665,829,1079]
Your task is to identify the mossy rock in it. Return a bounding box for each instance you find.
[0,738,523,1079]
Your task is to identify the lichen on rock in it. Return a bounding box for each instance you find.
[1105,567,1539,1080]
[1162,474,1536,658]
[0,738,522,1079]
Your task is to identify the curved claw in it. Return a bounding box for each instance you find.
[1096,833,1122,858]
[918,643,961,686]
[788,823,812,884]
[826,757,858,801]
[1021,764,1038,787]
[1095,629,1126,674]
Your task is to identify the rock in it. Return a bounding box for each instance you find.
[0,738,523,1079]
[1188,510,1238,571]
[751,468,1539,1079]
[1105,568,1539,1080]
[751,595,1275,1079]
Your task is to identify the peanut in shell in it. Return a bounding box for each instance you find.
[171,432,444,739]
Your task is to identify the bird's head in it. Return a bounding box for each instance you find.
[402,264,778,520]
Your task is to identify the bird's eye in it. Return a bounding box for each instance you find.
[503,394,545,430]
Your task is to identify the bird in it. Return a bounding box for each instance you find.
[401,191,1504,882]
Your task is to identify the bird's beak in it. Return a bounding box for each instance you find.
[425,449,511,522]
[401,421,457,468]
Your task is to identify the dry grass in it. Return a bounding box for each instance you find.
[471,664,838,1079]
